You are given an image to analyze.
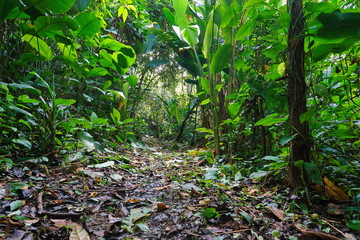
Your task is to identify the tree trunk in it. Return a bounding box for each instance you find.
[287,0,311,187]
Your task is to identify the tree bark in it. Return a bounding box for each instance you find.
[287,0,311,187]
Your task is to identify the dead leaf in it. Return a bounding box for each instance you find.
[156,202,169,211]
[180,192,190,197]
[187,206,195,211]
[323,177,349,201]
[295,224,342,240]
[69,223,90,240]
[268,205,285,221]
[154,185,169,191]
[126,198,139,203]
[344,233,357,240]
[327,203,344,216]
[199,199,211,205]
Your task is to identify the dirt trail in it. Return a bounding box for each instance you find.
[1,137,358,240]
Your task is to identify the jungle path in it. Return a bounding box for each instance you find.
[1,137,357,240]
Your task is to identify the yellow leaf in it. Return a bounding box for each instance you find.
[117,5,124,17]
[323,177,349,201]
[122,8,128,22]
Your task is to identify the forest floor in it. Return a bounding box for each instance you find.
[1,136,359,240]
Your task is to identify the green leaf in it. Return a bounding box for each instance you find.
[228,101,241,118]
[279,135,297,146]
[136,223,151,232]
[9,106,33,117]
[75,12,101,35]
[204,169,220,180]
[312,38,358,62]
[201,208,220,220]
[126,75,138,86]
[181,26,199,46]
[54,99,76,106]
[196,128,214,134]
[235,20,255,41]
[74,0,91,11]
[35,16,79,36]
[200,77,210,95]
[22,34,53,60]
[332,129,357,139]
[202,10,214,59]
[100,39,126,51]
[10,200,25,211]
[12,137,32,149]
[110,108,121,124]
[0,0,18,20]
[162,7,175,26]
[304,162,321,184]
[173,0,189,29]
[300,107,316,123]
[210,44,231,74]
[200,98,211,105]
[25,0,76,14]
[254,113,287,126]
[239,211,253,224]
[346,220,360,231]
[243,0,266,9]
[79,131,95,150]
[88,67,108,77]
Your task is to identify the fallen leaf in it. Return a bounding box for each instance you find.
[327,203,344,216]
[199,199,211,205]
[180,192,190,197]
[187,206,195,211]
[69,223,90,240]
[156,202,168,211]
[344,233,357,240]
[126,198,139,203]
[154,185,169,191]
[324,177,349,201]
[295,224,342,240]
[268,205,285,221]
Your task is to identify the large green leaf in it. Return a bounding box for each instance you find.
[100,39,126,51]
[88,67,109,77]
[173,0,188,29]
[200,77,210,95]
[254,113,287,126]
[74,0,91,11]
[317,11,360,30]
[54,99,76,106]
[181,26,199,46]
[210,44,231,74]
[228,101,241,118]
[75,12,101,35]
[24,0,76,14]
[235,20,255,41]
[79,131,95,150]
[202,10,214,59]
[0,0,18,20]
[35,16,79,36]
[12,137,32,149]
[243,0,266,9]
[22,34,53,60]
[312,38,357,62]
[162,7,175,26]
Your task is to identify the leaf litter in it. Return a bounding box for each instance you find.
[0,137,359,240]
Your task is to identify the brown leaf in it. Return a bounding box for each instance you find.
[156,202,169,211]
[344,233,357,240]
[69,224,90,240]
[295,224,342,240]
[154,185,169,191]
[324,177,349,201]
[268,205,285,221]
